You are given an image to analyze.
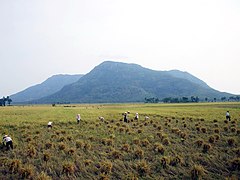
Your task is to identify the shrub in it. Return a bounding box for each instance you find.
[51,134,57,139]
[191,165,205,180]
[195,139,204,147]
[230,158,240,171]
[110,150,122,160]
[133,138,140,145]
[156,132,162,138]
[170,155,182,166]
[67,148,75,155]
[62,162,75,175]
[59,136,66,142]
[202,143,211,153]
[180,132,187,139]
[100,161,113,175]
[119,127,125,133]
[231,120,236,124]
[160,156,170,169]
[208,136,215,143]
[45,142,53,149]
[121,143,131,152]
[27,145,37,158]
[26,137,32,142]
[171,128,180,133]
[84,159,93,166]
[9,159,22,173]
[76,140,84,149]
[223,126,228,132]
[153,143,165,154]
[237,129,240,135]
[136,160,150,176]
[133,148,144,159]
[99,173,110,180]
[36,171,52,180]
[231,127,236,133]
[162,138,170,146]
[233,148,240,156]
[61,130,66,134]
[201,127,207,133]
[141,139,150,147]
[19,164,35,179]
[214,134,220,141]
[137,129,143,134]
[227,138,236,146]
[84,142,92,151]
[43,152,50,163]
[66,136,73,141]
[214,128,219,133]
[102,138,113,146]
[109,134,115,139]
[125,173,139,180]
[58,142,66,150]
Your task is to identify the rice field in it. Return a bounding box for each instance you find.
[0,102,239,179]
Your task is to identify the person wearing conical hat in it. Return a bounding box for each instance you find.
[2,135,13,150]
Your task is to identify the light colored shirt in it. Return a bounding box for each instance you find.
[48,122,52,125]
[3,136,12,143]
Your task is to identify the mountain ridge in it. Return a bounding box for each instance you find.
[10,74,83,103]
[32,61,232,104]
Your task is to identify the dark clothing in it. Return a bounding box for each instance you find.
[124,115,128,123]
[6,141,13,150]
[226,115,231,121]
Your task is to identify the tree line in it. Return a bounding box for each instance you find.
[0,96,12,106]
[144,96,240,103]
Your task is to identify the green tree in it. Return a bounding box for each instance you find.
[221,97,226,101]
[7,96,12,105]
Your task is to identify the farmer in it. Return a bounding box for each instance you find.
[123,112,128,123]
[48,121,53,128]
[226,111,231,121]
[76,114,81,124]
[134,112,139,121]
[2,135,13,150]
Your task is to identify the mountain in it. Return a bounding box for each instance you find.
[10,74,83,103]
[165,70,210,89]
[33,61,232,104]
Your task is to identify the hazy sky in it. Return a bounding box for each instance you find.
[1,0,240,96]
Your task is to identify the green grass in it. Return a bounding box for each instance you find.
[0,102,239,179]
